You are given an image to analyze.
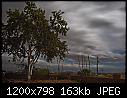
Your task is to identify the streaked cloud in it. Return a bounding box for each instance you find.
[2,1,125,73]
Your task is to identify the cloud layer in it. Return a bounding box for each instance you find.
[2,1,125,73]
[34,1,125,59]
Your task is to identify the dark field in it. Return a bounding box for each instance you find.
[2,72,125,83]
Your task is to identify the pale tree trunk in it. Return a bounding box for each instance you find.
[47,63,50,77]
[61,61,64,73]
[57,58,60,74]
[27,50,39,81]
[28,65,31,80]
[27,44,32,81]
[28,63,32,81]
[28,62,33,80]
[31,65,33,76]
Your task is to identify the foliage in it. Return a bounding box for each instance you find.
[78,69,94,76]
[2,1,69,62]
[2,1,69,80]
[33,68,49,76]
[97,74,112,78]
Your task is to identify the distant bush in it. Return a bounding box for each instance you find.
[33,68,49,76]
[98,74,112,78]
[4,72,27,80]
[32,68,49,80]
[78,69,94,76]
[104,74,112,77]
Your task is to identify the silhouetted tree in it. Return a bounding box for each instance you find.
[81,55,84,70]
[96,56,99,75]
[61,60,64,72]
[2,1,69,80]
[85,56,88,68]
[87,55,90,71]
[77,55,81,71]
[57,57,60,73]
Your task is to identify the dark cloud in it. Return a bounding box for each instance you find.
[89,18,112,28]
[120,6,126,12]
[2,1,125,73]
[88,18,113,28]
[2,1,125,57]
[2,2,25,23]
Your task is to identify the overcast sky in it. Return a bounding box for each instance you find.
[2,1,126,73]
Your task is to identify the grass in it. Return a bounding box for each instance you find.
[5,79,78,83]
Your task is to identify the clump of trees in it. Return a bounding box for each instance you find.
[2,1,69,80]
[77,54,100,76]
[33,68,49,76]
[78,69,94,76]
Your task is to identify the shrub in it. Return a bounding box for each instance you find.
[33,68,49,76]
[78,69,94,76]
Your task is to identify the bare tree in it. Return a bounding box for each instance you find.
[81,55,84,70]
[96,56,99,75]
[88,55,90,71]
[61,60,64,72]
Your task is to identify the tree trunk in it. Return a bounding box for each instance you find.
[61,61,64,72]
[85,56,87,69]
[81,55,84,70]
[30,65,33,76]
[28,67,31,80]
[78,55,81,71]
[27,44,32,81]
[57,58,60,74]
[96,56,99,75]
[27,62,31,81]
[28,64,32,81]
[46,63,49,78]
[83,56,86,69]
[88,55,90,71]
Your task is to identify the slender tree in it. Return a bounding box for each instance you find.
[84,55,87,69]
[96,56,99,75]
[2,1,69,80]
[81,55,84,70]
[57,57,61,74]
[88,55,90,71]
[77,55,81,71]
[61,60,64,73]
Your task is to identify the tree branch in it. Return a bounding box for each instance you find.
[32,53,40,64]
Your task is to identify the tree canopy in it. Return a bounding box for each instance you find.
[2,1,69,80]
[2,1,69,62]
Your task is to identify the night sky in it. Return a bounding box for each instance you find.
[2,1,125,73]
